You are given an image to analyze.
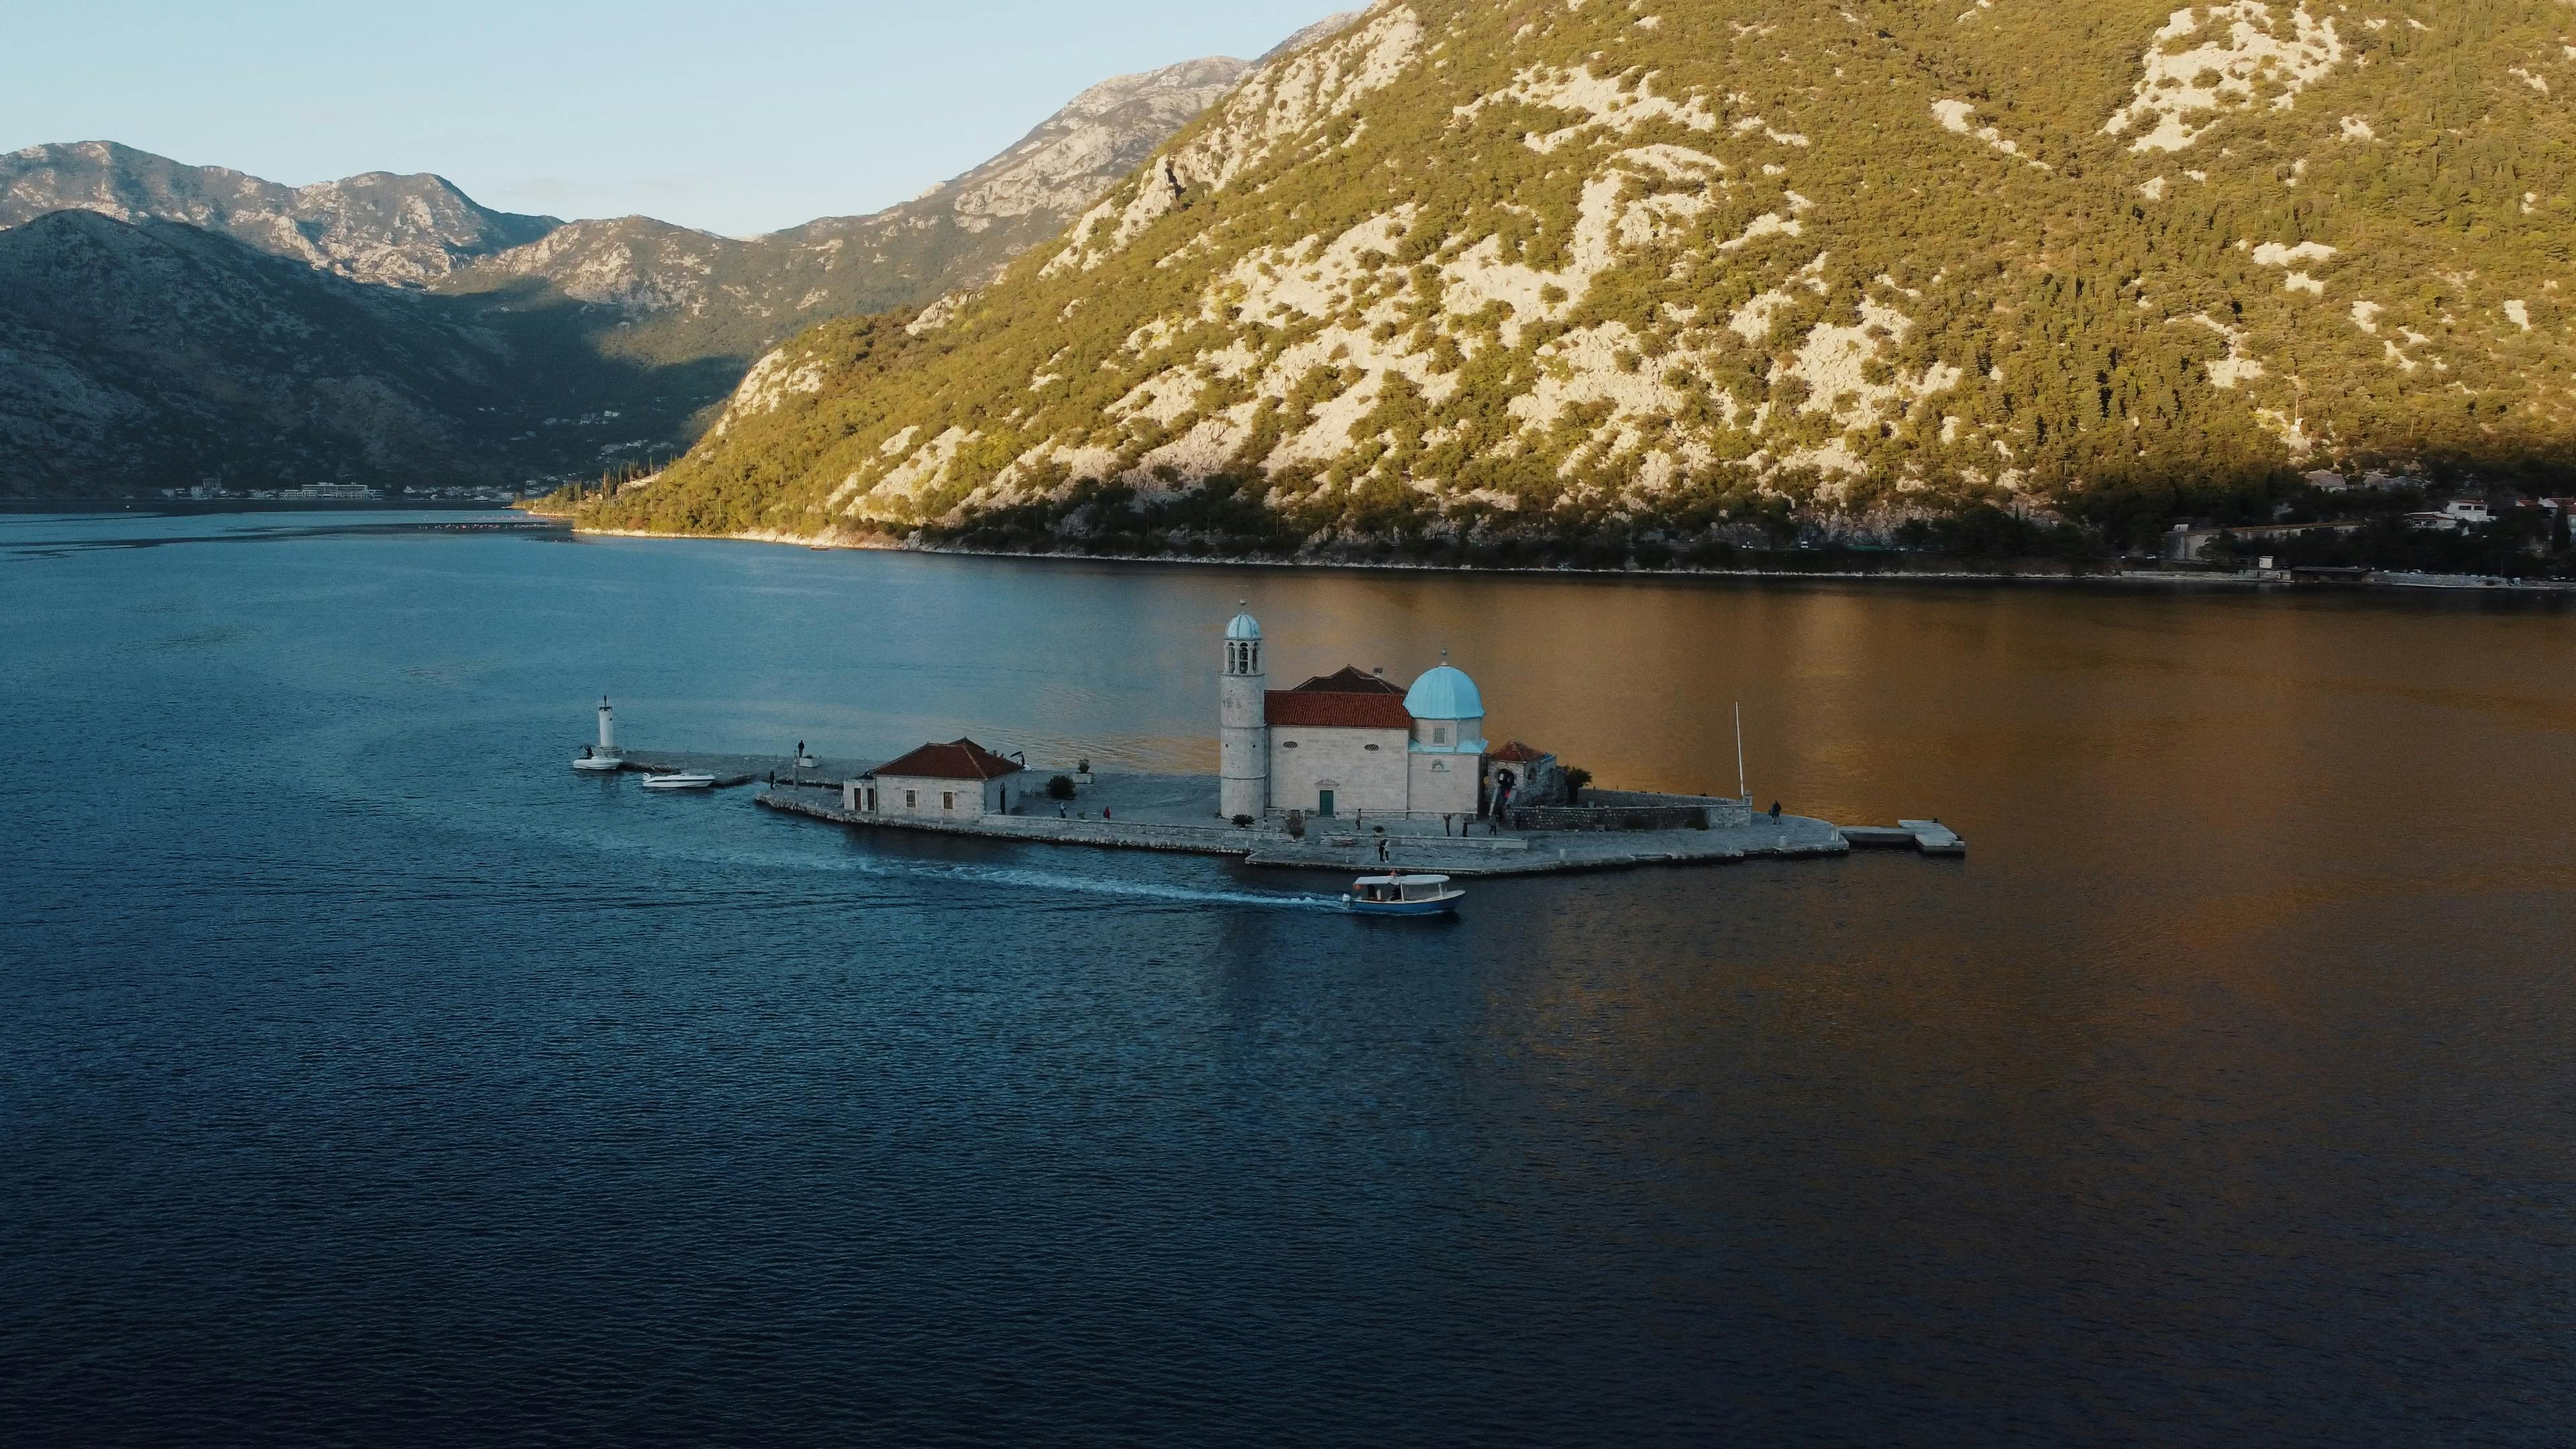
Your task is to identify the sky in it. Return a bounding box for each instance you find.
[3,0,1349,237]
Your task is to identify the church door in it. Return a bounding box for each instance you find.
[1318,788,1336,818]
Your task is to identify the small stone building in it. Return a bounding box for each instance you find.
[1487,740,1560,810]
[847,738,1024,820]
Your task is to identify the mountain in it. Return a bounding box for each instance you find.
[0,211,533,495]
[0,39,1331,497]
[1,141,559,286]
[437,57,1270,374]
[587,0,2576,555]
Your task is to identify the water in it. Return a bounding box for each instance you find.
[3,511,2571,1446]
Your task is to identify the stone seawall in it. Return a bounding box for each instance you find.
[754,782,1869,877]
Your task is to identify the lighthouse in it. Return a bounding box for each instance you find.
[1220,606,1268,820]
[574,694,625,771]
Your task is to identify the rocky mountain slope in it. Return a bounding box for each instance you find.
[1,141,559,285]
[438,57,1270,374]
[594,0,2576,553]
[3,30,1351,496]
[0,211,533,494]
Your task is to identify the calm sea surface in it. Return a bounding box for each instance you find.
[3,511,2571,1446]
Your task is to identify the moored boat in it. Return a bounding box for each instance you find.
[639,772,716,790]
[1342,873,1464,916]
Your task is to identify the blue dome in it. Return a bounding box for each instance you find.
[1404,663,1484,720]
[1225,612,1262,641]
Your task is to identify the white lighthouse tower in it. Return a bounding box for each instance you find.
[574,694,624,771]
[1220,605,1268,820]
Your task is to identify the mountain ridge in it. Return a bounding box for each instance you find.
[1,140,561,286]
[586,0,2576,555]
[0,210,531,492]
[0,24,1368,496]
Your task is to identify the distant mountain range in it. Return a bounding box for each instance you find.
[0,140,559,286]
[0,13,1364,498]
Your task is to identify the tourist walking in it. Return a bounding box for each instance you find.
[1769,801,1782,822]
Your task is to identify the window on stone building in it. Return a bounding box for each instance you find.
[904,790,917,808]
[942,792,956,811]
[1434,726,1449,745]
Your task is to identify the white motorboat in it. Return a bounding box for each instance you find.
[1342,873,1465,917]
[639,772,716,791]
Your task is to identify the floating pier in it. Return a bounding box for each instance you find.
[1840,820,1968,856]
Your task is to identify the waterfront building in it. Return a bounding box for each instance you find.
[1487,740,1560,812]
[1401,656,1487,818]
[1220,612,1493,820]
[849,739,1024,820]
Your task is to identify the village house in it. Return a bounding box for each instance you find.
[846,738,1024,820]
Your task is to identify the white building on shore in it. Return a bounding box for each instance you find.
[1218,608,1491,820]
[846,738,1025,820]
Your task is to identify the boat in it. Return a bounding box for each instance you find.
[1342,873,1464,916]
[639,772,716,791]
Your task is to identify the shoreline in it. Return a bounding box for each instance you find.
[543,517,2576,596]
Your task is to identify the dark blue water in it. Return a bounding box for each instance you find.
[4,512,2571,1445]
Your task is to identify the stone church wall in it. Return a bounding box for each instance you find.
[1267,727,1407,816]
[1407,750,1482,817]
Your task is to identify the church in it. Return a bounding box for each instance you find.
[1218,608,1492,821]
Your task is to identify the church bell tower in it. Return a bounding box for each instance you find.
[1220,604,1268,820]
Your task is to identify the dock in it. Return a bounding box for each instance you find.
[583,749,873,790]
[741,774,1961,878]
[1840,820,1968,856]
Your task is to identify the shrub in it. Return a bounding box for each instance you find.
[1046,774,1077,800]
[1232,814,1254,828]
[1562,766,1593,804]
[1284,810,1307,841]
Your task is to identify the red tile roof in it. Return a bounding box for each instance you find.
[1288,665,1403,694]
[1491,739,1549,763]
[868,738,1024,781]
[1267,690,1413,729]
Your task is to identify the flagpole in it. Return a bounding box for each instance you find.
[1735,701,1747,804]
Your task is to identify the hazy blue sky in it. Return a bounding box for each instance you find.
[4,1,1349,236]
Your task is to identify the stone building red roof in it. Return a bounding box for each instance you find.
[1266,690,1413,729]
[868,738,1024,781]
[1287,665,1402,694]
[1490,739,1550,764]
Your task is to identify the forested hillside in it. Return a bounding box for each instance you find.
[0,213,530,494]
[1,48,1298,496]
[584,0,2576,557]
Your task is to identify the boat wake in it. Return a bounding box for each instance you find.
[841,856,1340,912]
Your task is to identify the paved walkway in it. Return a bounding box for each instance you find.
[755,781,1859,877]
